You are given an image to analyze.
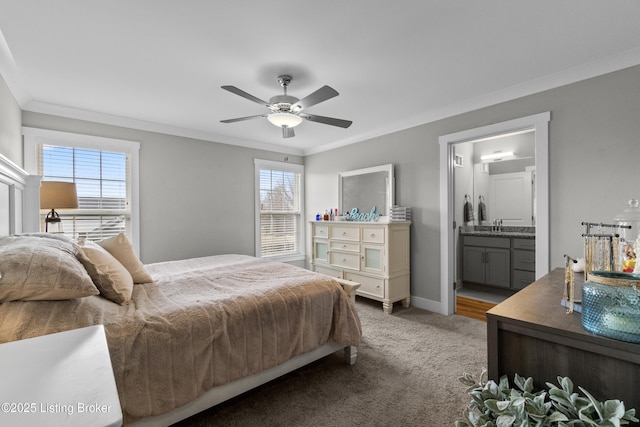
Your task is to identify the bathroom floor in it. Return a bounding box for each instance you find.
[456,288,510,304]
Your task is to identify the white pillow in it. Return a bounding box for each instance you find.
[75,239,134,305]
[98,233,154,284]
[0,234,99,302]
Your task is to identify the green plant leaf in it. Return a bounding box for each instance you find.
[546,411,570,422]
[560,377,574,394]
[577,405,601,426]
[485,399,511,413]
[579,386,605,421]
[495,414,516,427]
[456,371,637,427]
[623,408,639,423]
[499,375,511,392]
[602,399,625,421]
[513,374,534,393]
[460,372,480,387]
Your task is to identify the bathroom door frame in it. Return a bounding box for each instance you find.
[439,112,551,315]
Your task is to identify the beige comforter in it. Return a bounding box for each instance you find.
[0,254,362,424]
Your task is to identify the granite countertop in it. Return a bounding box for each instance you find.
[459,226,535,239]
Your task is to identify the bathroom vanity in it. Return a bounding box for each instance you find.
[460,227,535,291]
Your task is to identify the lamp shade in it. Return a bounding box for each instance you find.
[267,112,303,128]
[40,181,79,210]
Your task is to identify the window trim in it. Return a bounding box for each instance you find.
[254,159,305,262]
[23,127,141,255]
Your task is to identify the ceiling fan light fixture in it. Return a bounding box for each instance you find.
[267,112,303,128]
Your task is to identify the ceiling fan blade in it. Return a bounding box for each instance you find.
[221,85,270,106]
[291,85,339,111]
[299,113,352,129]
[220,114,266,123]
[282,126,295,138]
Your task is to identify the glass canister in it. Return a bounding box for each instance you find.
[582,270,640,343]
[614,199,640,273]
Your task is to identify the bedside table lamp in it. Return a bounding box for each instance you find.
[40,181,78,233]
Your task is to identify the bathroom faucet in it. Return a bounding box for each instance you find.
[492,219,503,232]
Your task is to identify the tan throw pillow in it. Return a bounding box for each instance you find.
[0,234,99,302]
[75,239,134,305]
[98,233,153,284]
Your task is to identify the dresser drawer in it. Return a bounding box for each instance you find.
[330,225,360,241]
[313,265,343,279]
[463,235,511,248]
[362,226,385,244]
[330,251,360,270]
[513,249,536,271]
[345,272,384,298]
[313,224,329,238]
[512,269,535,290]
[330,241,360,252]
[513,238,535,250]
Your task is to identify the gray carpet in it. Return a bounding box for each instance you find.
[173,298,487,427]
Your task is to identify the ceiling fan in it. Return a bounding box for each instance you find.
[220,75,352,138]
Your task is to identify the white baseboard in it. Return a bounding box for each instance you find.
[409,295,447,315]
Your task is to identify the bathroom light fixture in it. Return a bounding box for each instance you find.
[267,112,303,128]
[481,151,514,161]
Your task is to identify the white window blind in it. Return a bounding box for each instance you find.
[23,127,141,253]
[39,144,131,241]
[255,160,304,260]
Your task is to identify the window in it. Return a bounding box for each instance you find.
[254,159,304,261]
[23,127,141,253]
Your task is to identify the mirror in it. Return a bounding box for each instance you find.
[339,164,394,218]
[455,131,535,226]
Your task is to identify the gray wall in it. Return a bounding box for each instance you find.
[21,112,304,264]
[306,65,640,304]
[2,65,640,307]
[0,73,22,166]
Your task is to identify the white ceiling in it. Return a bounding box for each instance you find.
[1,1,640,156]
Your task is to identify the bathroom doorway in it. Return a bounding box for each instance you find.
[439,112,551,315]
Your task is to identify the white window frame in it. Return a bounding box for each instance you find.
[254,159,305,262]
[23,127,141,255]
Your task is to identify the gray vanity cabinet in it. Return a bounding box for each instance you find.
[512,238,536,290]
[462,236,511,288]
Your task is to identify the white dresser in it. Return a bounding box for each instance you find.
[311,221,411,314]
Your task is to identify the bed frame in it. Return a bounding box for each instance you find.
[0,153,358,426]
[0,153,39,236]
[131,343,355,426]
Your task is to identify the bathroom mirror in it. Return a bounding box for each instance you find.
[472,131,535,226]
[338,164,394,217]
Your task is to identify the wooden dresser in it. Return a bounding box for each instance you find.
[311,221,410,314]
[487,268,640,420]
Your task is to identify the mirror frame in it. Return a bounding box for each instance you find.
[338,163,394,219]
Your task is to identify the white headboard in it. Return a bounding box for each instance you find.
[0,153,40,236]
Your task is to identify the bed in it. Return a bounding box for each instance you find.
[0,154,362,426]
